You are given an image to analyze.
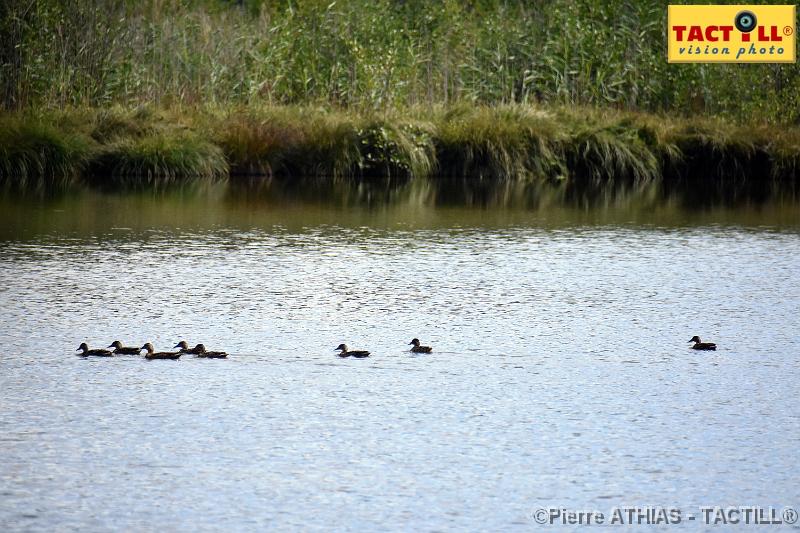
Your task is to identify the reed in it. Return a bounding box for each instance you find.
[0,105,798,193]
[212,108,307,177]
[2,0,799,124]
[212,107,436,180]
[563,124,659,185]
[89,133,228,183]
[0,116,90,189]
[434,105,564,181]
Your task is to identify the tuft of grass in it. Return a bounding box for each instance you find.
[564,123,660,185]
[217,108,437,181]
[666,120,761,181]
[213,108,306,176]
[90,107,153,142]
[0,116,90,189]
[356,119,436,180]
[281,110,362,180]
[434,105,564,181]
[88,132,228,183]
[765,128,800,183]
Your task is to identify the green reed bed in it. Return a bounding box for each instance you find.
[434,105,564,182]
[1,105,799,193]
[0,117,90,190]
[211,108,435,180]
[88,134,227,184]
[4,0,800,126]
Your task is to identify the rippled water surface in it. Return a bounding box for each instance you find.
[1,187,799,531]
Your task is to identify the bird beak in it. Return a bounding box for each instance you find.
[173,343,180,348]
[107,344,114,348]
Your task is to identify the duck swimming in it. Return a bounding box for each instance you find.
[174,341,204,355]
[689,336,717,350]
[140,342,182,360]
[77,343,113,357]
[174,341,227,358]
[107,341,141,355]
[409,338,433,353]
[194,344,228,359]
[335,344,370,358]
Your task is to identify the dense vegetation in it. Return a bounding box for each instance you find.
[1,0,799,193]
[2,106,798,195]
[2,0,799,121]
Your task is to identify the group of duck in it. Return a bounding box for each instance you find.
[76,340,228,359]
[334,339,433,358]
[76,338,433,360]
[77,336,715,359]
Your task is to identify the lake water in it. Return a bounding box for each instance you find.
[1,182,799,531]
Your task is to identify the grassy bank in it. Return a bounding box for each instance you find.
[1,105,799,195]
[3,2,799,198]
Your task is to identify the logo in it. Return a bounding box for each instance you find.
[668,5,796,63]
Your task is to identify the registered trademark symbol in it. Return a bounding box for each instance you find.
[783,26,793,36]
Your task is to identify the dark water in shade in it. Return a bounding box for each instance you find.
[1,182,799,531]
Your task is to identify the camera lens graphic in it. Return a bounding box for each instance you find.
[735,10,757,33]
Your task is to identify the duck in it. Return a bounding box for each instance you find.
[174,341,228,358]
[689,336,717,350]
[173,341,205,355]
[194,344,228,359]
[140,342,182,360]
[107,340,141,355]
[409,338,433,353]
[77,342,113,357]
[335,344,370,358]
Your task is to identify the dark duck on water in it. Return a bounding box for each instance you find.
[195,344,228,358]
[174,341,228,358]
[77,343,113,357]
[409,338,433,353]
[335,344,371,358]
[689,336,717,350]
[140,342,182,360]
[174,341,204,355]
[107,341,141,355]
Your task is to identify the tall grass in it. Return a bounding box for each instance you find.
[2,105,798,193]
[2,0,799,124]
[89,134,228,184]
[211,108,435,180]
[565,124,659,185]
[435,105,564,181]
[0,116,90,189]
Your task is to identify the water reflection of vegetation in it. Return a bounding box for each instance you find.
[2,182,799,244]
[227,176,796,211]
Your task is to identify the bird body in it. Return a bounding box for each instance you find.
[107,341,141,355]
[409,338,433,353]
[335,344,370,358]
[196,344,228,358]
[141,343,182,360]
[175,341,228,358]
[77,343,113,357]
[689,336,717,350]
[174,341,205,355]
[197,351,228,358]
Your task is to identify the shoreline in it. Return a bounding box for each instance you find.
[1,105,798,196]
